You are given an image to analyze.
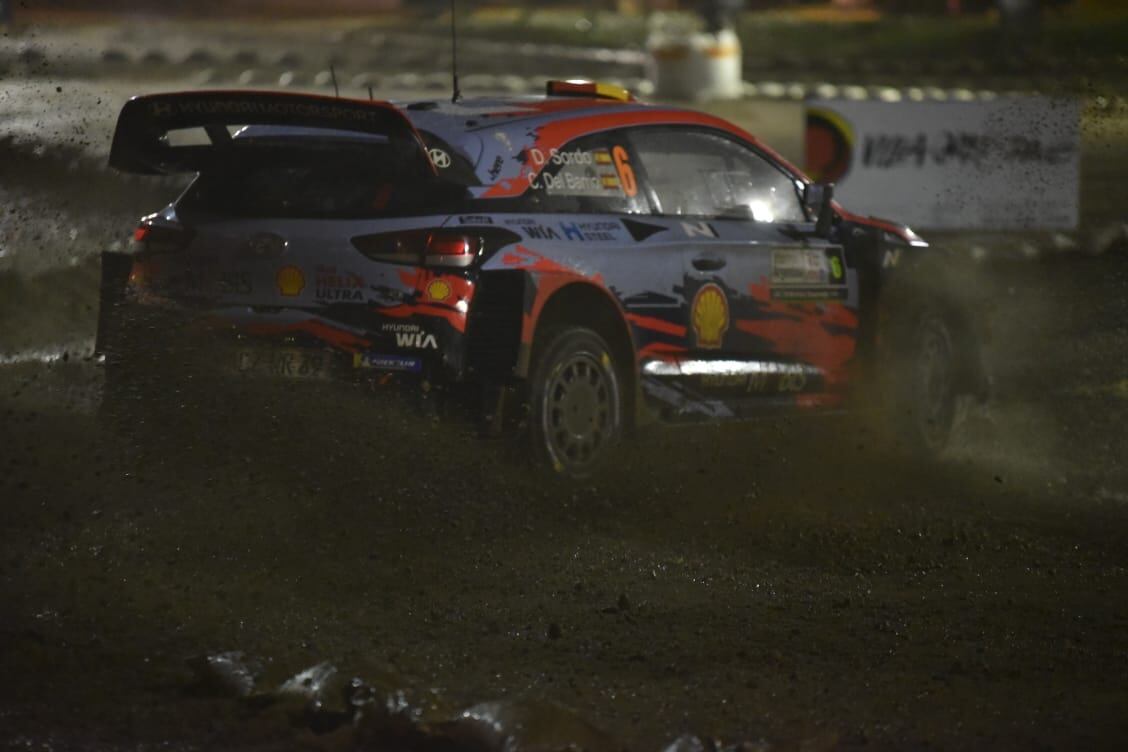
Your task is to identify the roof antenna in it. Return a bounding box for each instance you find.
[329,63,340,98]
[450,0,461,103]
[367,84,374,101]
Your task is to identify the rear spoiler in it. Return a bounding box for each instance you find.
[108,90,434,175]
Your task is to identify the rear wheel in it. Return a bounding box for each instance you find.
[529,327,623,478]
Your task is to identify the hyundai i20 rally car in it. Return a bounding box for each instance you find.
[97,82,989,476]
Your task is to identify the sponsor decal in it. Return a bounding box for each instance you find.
[383,322,437,349]
[523,224,561,240]
[682,221,718,239]
[459,215,493,225]
[493,131,514,151]
[694,363,817,394]
[611,145,638,198]
[382,322,419,332]
[772,249,828,286]
[882,248,902,269]
[353,352,423,373]
[770,249,848,301]
[276,265,305,297]
[314,265,364,302]
[527,147,593,168]
[829,253,845,282]
[779,370,807,392]
[699,373,746,389]
[395,331,439,350]
[428,147,452,169]
[559,220,619,243]
[771,287,848,302]
[560,222,584,242]
[503,217,537,226]
[526,147,629,197]
[424,278,452,302]
[691,283,729,349]
[541,171,606,195]
[487,155,505,181]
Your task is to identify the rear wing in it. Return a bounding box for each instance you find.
[108,90,434,175]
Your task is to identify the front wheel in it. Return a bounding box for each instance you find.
[528,328,623,478]
[894,311,958,454]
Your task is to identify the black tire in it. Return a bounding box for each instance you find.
[893,310,958,454]
[528,327,623,478]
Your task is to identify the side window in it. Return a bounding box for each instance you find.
[630,127,806,223]
[520,132,649,215]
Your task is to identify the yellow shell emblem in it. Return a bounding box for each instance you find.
[692,283,729,349]
[425,278,452,302]
[276,265,305,297]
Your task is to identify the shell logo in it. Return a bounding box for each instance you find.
[424,278,452,302]
[276,265,305,297]
[692,283,729,349]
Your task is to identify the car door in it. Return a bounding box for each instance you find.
[497,129,688,365]
[628,126,860,406]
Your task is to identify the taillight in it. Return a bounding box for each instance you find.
[352,227,521,268]
[424,231,479,268]
[131,218,193,254]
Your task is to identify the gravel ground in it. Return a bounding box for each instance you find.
[2,363,1127,751]
[2,20,1128,752]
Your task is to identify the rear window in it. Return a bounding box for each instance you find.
[179,137,465,219]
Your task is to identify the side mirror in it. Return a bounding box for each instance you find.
[804,182,835,238]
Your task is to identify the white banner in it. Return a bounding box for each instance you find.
[805,97,1080,231]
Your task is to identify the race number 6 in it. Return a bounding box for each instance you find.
[612,145,638,198]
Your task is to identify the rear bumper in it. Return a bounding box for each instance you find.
[99,297,462,390]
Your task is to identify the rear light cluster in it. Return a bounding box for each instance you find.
[351,228,521,269]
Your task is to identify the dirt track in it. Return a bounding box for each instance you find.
[3,354,1128,751]
[2,20,1128,752]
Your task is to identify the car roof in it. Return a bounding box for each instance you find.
[232,94,806,195]
[399,95,806,198]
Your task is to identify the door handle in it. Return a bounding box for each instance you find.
[692,255,726,272]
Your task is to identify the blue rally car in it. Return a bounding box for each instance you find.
[98,81,989,476]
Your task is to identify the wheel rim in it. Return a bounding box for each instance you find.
[542,351,615,470]
[915,317,954,447]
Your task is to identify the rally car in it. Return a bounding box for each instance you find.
[97,81,988,476]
